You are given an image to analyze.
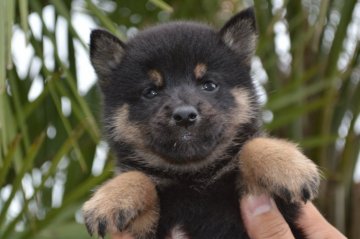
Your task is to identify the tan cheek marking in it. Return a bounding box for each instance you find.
[194,63,207,80]
[230,88,253,125]
[148,70,163,87]
[109,104,144,145]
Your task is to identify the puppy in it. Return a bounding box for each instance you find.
[82,7,320,239]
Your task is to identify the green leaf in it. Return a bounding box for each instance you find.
[1,125,85,238]
[0,132,45,229]
[19,0,29,43]
[267,79,333,111]
[0,134,21,186]
[48,79,88,171]
[149,0,173,13]
[266,98,327,130]
[85,0,126,41]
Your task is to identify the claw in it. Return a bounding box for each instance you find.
[85,221,94,236]
[301,187,311,202]
[278,187,292,202]
[116,212,129,231]
[98,218,107,238]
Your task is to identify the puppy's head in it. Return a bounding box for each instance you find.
[90,8,260,171]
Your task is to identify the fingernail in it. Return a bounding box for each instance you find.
[246,194,272,216]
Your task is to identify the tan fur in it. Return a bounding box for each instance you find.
[231,88,254,125]
[128,208,159,237]
[82,171,159,236]
[194,63,207,79]
[109,104,144,145]
[238,137,320,202]
[148,69,163,87]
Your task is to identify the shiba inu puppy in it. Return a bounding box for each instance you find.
[82,7,320,239]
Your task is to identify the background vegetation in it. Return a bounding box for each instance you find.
[1,0,360,238]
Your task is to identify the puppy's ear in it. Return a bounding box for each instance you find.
[90,29,125,88]
[220,7,257,65]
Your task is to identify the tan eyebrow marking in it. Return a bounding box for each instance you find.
[194,63,207,80]
[148,69,163,87]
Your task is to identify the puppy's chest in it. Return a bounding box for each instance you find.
[156,172,246,239]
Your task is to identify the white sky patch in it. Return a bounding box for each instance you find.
[349,113,360,180]
[47,124,57,139]
[71,12,97,95]
[21,174,34,199]
[43,5,56,32]
[0,185,12,202]
[43,36,55,71]
[29,12,42,40]
[8,192,23,219]
[92,141,110,176]
[251,57,268,106]
[32,168,43,187]
[52,158,69,208]
[74,39,97,95]
[338,3,360,71]
[354,155,360,183]
[354,150,360,183]
[272,0,284,12]
[56,16,69,65]
[274,20,292,73]
[52,178,64,208]
[354,114,360,135]
[29,56,42,79]
[28,75,44,101]
[127,26,139,38]
[61,96,72,117]
[252,56,268,84]
[75,209,84,223]
[274,21,291,53]
[338,111,353,138]
[11,27,35,79]
[262,110,274,123]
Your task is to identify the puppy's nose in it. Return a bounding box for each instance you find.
[172,106,199,127]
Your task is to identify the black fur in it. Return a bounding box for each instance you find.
[88,7,308,239]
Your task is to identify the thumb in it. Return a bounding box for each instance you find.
[240,194,294,239]
[296,202,347,239]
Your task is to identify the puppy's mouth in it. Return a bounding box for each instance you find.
[180,132,192,141]
[148,123,224,164]
[177,129,194,142]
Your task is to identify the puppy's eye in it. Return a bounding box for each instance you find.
[201,81,218,92]
[142,87,158,99]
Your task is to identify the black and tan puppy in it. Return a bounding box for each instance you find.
[82,8,320,239]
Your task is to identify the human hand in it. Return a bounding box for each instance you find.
[111,194,347,239]
[240,194,347,239]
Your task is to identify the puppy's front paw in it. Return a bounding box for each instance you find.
[82,171,159,238]
[238,137,320,202]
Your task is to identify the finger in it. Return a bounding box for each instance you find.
[296,202,347,239]
[240,194,295,239]
[111,232,134,239]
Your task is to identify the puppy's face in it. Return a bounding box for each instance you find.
[90,8,259,169]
